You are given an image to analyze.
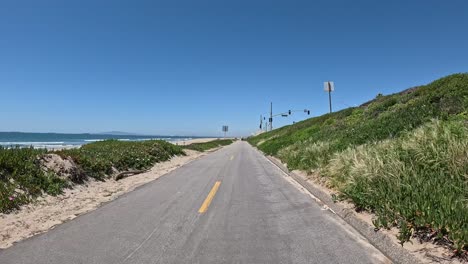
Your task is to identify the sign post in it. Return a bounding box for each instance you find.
[222,125,229,138]
[324,81,334,113]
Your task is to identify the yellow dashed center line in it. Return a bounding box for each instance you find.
[198,181,221,213]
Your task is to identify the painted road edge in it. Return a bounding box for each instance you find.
[258,150,422,264]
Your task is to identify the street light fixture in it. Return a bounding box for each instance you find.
[260,107,311,132]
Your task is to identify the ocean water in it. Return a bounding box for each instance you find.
[0,132,198,149]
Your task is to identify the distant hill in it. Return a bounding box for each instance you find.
[97,131,142,136]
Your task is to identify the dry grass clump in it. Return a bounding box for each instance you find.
[325,120,467,252]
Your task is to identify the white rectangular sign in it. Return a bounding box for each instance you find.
[324,81,334,92]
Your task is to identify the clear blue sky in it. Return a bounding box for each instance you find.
[1,0,467,137]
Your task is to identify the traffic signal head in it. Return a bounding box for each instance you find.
[307,110,310,115]
[288,110,291,115]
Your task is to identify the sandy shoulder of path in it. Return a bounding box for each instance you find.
[0,149,208,249]
[171,137,221,146]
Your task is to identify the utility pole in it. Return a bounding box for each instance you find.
[270,102,273,131]
[259,115,263,131]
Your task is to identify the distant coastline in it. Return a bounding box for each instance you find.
[0,132,212,149]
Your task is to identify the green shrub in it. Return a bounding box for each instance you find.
[0,147,67,213]
[58,140,185,179]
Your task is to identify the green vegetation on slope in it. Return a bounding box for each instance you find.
[0,140,184,213]
[325,120,467,250]
[249,73,467,157]
[0,147,68,212]
[59,140,184,180]
[248,73,468,251]
[182,139,234,152]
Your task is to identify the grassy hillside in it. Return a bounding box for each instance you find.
[248,73,468,252]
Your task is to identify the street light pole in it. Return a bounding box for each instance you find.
[270,102,273,131]
[259,106,310,132]
[259,115,262,130]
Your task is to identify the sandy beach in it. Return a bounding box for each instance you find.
[42,138,219,150]
[171,137,219,145]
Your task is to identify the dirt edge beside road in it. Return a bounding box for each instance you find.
[0,149,216,249]
[262,152,463,264]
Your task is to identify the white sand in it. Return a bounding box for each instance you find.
[0,149,212,249]
[171,137,218,145]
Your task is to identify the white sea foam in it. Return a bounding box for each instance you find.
[135,138,160,141]
[32,144,79,150]
[0,142,80,150]
[84,139,103,142]
[0,141,65,145]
